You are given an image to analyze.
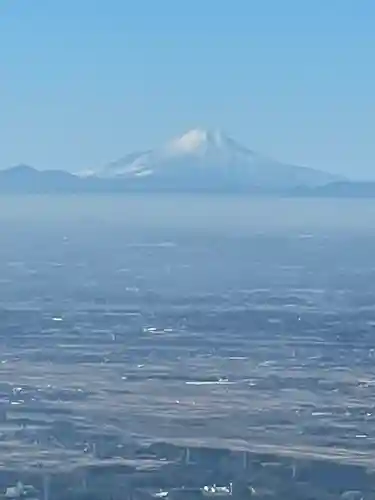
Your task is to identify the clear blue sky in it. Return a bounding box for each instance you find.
[1,0,374,178]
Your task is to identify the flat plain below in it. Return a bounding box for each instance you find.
[0,195,374,472]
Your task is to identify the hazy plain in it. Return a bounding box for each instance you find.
[1,195,375,471]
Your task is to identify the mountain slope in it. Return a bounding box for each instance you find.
[97,129,342,190]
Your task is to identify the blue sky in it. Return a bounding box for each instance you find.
[0,0,374,178]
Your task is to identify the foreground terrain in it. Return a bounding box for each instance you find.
[0,196,374,499]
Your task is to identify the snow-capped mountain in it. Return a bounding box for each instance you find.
[97,128,341,191]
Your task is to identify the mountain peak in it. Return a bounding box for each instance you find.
[97,128,342,189]
[9,164,37,173]
[168,128,228,154]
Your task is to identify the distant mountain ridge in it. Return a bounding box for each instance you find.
[1,129,375,196]
[0,164,80,192]
[0,164,374,197]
